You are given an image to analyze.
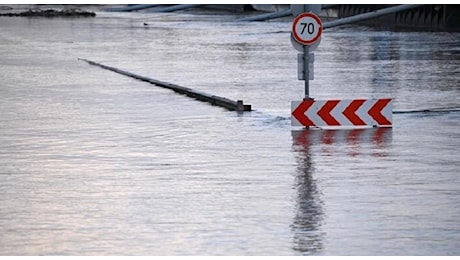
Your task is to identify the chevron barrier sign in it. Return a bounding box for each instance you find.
[291,98,393,127]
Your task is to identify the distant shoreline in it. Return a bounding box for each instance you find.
[0,4,116,14]
[0,8,96,17]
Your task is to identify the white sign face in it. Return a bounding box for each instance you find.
[292,12,322,46]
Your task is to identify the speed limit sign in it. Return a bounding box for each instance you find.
[292,12,322,46]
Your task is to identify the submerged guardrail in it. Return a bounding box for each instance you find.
[79,58,251,112]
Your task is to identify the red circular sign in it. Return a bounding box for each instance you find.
[292,12,322,46]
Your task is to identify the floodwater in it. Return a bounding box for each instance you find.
[0,10,459,256]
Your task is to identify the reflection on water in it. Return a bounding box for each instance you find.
[290,128,393,254]
[291,130,323,254]
[293,128,392,144]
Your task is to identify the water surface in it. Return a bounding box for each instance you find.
[0,11,459,255]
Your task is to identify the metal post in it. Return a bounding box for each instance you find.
[443,4,447,30]
[303,45,310,99]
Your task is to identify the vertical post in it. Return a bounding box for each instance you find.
[443,4,447,30]
[236,100,244,112]
[303,45,310,99]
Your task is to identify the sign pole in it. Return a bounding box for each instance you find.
[303,45,310,99]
